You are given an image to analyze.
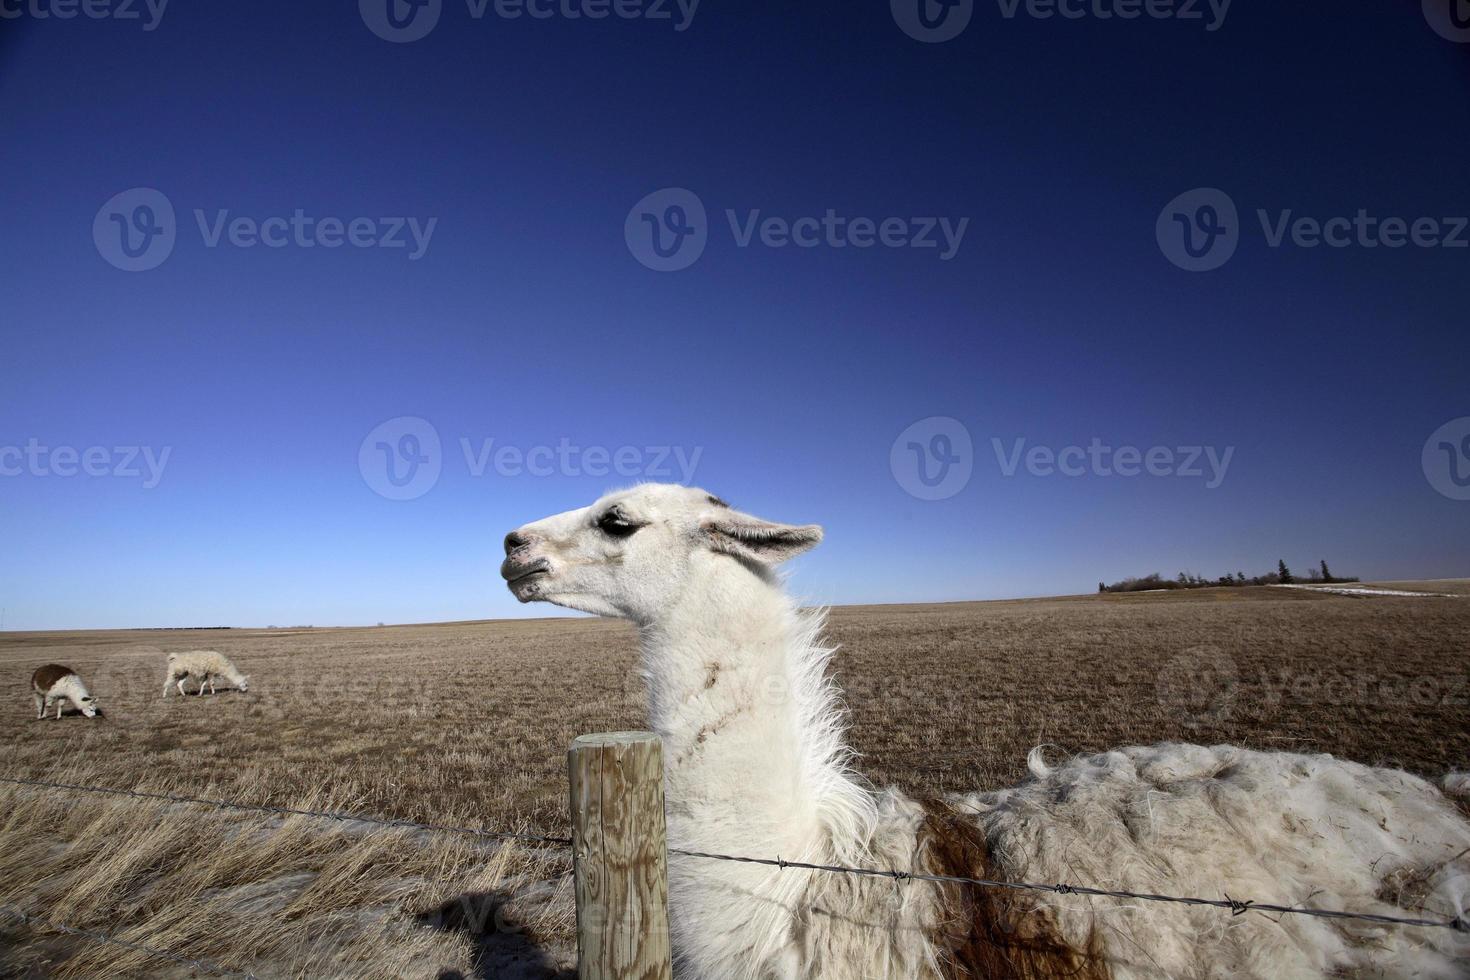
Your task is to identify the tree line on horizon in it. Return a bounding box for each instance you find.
[1099,560,1360,593]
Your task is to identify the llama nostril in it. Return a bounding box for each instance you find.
[504,531,531,556]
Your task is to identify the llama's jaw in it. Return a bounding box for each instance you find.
[501,556,552,602]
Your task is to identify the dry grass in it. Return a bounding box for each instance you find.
[1,584,1467,977]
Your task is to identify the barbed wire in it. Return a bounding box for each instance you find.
[668,848,1470,933]
[4,775,1463,937]
[0,775,572,849]
[0,903,260,979]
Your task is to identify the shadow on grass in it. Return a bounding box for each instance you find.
[418,888,573,980]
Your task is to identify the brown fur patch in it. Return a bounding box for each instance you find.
[919,801,1110,980]
[31,664,76,693]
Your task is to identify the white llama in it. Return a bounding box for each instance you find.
[31,664,101,720]
[502,484,1470,980]
[163,651,250,697]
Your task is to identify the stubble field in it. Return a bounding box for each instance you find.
[1,583,1467,978]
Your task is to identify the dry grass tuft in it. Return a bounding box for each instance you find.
[0,775,574,979]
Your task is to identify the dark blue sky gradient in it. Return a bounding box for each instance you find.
[1,1,1467,628]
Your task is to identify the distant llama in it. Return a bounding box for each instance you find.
[502,484,1470,980]
[31,664,101,720]
[163,651,250,697]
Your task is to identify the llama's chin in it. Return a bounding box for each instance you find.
[541,591,622,619]
[506,572,550,603]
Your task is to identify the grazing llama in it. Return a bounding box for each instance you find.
[31,664,100,720]
[163,651,250,697]
[502,484,1470,980]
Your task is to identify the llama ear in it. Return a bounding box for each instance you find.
[702,512,823,566]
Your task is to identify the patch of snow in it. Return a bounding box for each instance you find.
[1272,585,1460,598]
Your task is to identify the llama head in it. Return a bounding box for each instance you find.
[78,694,98,718]
[502,483,822,622]
[236,675,250,693]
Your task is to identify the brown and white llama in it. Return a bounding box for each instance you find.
[502,483,1470,980]
[31,664,101,720]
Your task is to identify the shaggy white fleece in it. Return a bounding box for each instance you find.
[163,650,249,697]
[504,484,1470,980]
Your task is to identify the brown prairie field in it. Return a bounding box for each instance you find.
[1,584,1468,978]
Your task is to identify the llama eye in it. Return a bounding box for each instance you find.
[597,511,642,538]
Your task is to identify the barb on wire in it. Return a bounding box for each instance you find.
[0,903,259,979]
[668,848,1469,934]
[0,775,572,849]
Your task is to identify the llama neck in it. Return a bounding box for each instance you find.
[638,562,874,862]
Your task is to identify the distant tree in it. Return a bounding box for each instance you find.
[1278,559,1294,584]
[1236,572,1247,584]
[1320,560,1333,583]
[1099,582,1107,593]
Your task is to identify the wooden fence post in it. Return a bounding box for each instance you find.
[568,732,673,980]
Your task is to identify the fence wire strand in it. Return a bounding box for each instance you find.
[0,903,259,979]
[0,775,572,848]
[667,848,1469,933]
[4,774,1464,941]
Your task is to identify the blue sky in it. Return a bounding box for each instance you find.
[1,1,1467,629]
